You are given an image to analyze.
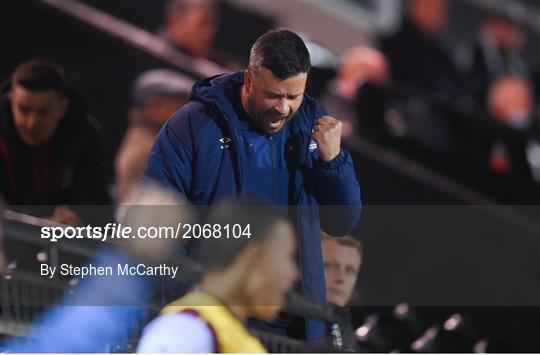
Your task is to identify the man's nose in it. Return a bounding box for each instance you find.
[274,99,289,116]
[333,267,347,283]
[26,114,39,130]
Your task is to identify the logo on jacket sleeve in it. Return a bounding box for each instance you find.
[309,128,318,151]
[309,139,318,151]
[220,137,231,150]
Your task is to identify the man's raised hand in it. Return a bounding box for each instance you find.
[312,115,342,162]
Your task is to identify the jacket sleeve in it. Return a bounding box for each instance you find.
[143,120,193,199]
[311,99,362,236]
[314,148,362,236]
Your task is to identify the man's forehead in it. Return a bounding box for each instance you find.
[11,85,61,104]
[325,253,361,270]
[254,68,307,89]
[323,240,361,260]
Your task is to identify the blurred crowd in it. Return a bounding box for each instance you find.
[322,0,540,204]
[2,0,540,216]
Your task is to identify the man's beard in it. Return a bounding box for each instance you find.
[247,97,292,133]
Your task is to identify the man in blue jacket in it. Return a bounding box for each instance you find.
[144,29,362,340]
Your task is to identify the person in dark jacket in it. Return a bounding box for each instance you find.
[144,29,362,340]
[459,13,528,104]
[381,0,470,155]
[0,59,110,225]
[381,0,464,100]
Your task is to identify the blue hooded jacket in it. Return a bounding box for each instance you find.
[144,72,362,340]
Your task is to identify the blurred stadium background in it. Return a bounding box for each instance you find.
[2,0,540,352]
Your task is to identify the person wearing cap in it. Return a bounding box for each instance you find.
[0,59,110,225]
[115,69,194,203]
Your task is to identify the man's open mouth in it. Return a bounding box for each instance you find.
[267,115,287,129]
[268,120,283,128]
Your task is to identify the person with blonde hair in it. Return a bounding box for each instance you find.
[321,233,363,307]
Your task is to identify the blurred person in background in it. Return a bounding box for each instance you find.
[381,0,464,101]
[321,46,390,139]
[158,0,218,60]
[115,69,194,203]
[459,13,529,104]
[461,75,540,202]
[137,199,298,353]
[487,76,533,133]
[0,59,110,225]
[484,75,537,178]
[321,233,363,308]
[380,0,472,157]
[144,29,362,340]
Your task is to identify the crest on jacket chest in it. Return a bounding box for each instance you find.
[219,137,231,150]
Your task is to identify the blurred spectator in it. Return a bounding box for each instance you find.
[137,199,298,353]
[115,69,194,203]
[381,0,464,100]
[158,0,218,60]
[0,59,110,225]
[321,232,363,308]
[459,74,540,202]
[487,75,533,130]
[321,46,390,138]
[484,75,536,177]
[459,13,528,103]
[378,0,471,156]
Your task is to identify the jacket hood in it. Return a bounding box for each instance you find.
[189,72,243,126]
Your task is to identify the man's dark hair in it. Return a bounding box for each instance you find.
[249,29,311,80]
[11,59,67,94]
[200,198,291,271]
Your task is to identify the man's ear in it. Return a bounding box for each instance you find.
[239,243,259,268]
[244,69,252,95]
[240,243,263,289]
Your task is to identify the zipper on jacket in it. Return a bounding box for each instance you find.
[268,134,275,200]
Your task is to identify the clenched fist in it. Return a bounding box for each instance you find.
[312,115,342,162]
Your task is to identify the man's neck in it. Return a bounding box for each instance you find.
[198,271,250,320]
